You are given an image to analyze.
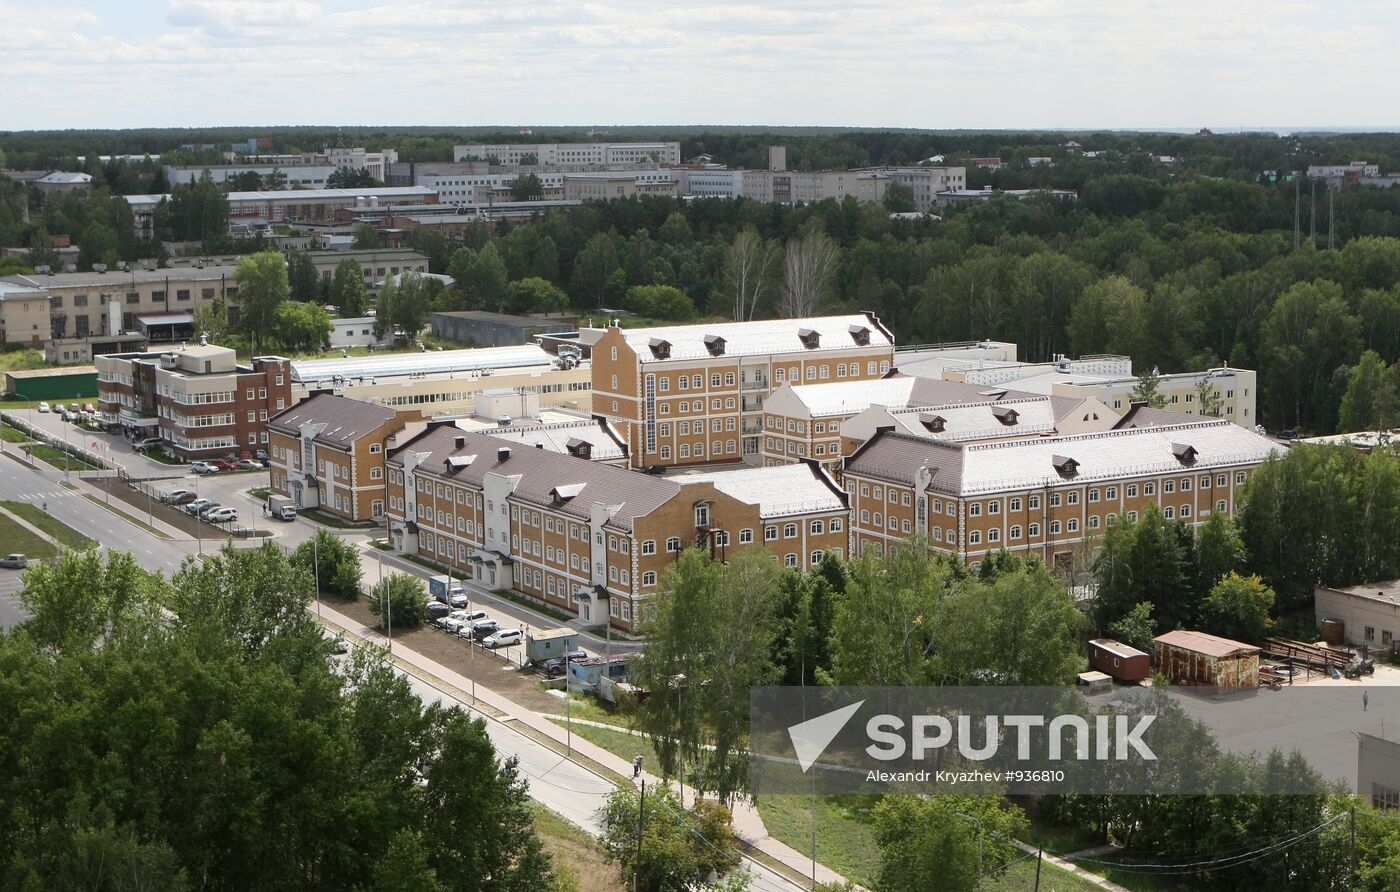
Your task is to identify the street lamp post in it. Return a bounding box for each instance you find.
[313,531,321,619]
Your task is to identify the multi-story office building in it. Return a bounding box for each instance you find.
[588,314,896,470]
[267,393,412,523]
[125,187,438,239]
[672,167,746,198]
[841,418,1279,575]
[0,281,53,348]
[384,425,848,631]
[562,171,678,202]
[761,375,1115,469]
[167,147,399,187]
[290,344,592,417]
[452,142,682,169]
[897,343,1260,429]
[739,165,965,211]
[96,340,292,458]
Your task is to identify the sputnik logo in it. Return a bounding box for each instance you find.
[787,700,864,773]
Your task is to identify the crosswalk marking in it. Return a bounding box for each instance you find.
[11,490,66,503]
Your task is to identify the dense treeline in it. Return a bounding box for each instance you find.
[0,547,558,891]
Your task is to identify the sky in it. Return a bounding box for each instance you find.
[4,0,1398,132]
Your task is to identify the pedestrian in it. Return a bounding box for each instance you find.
[632,755,643,779]
[262,502,268,516]
[41,502,46,512]
[1364,690,1370,712]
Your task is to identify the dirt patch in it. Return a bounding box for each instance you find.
[325,594,566,714]
[532,804,626,892]
[89,478,272,539]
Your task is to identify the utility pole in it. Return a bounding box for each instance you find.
[1351,804,1358,889]
[633,780,646,892]
[1034,845,1044,891]
[1329,186,1336,252]
[1294,175,1301,250]
[1310,178,1317,243]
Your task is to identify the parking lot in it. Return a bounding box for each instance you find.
[0,572,27,631]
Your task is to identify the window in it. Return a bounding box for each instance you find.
[987,500,1000,515]
[1217,475,1228,487]
[1028,495,1040,510]
[1050,493,1062,508]
[370,467,382,480]
[1181,478,1192,492]
[1067,518,1079,532]
[785,553,798,567]
[642,539,656,555]
[1088,489,1100,503]
[784,523,797,538]
[1217,500,1227,513]
[1088,515,1100,529]
[643,571,657,587]
[830,518,842,532]
[969,530,982,545]
[1105,486,1117,500]
[1164,481,1175,494]
[1236,472,1247,485]
[1144,482,1156,496]
[1010,498,1022,512]
[1028,523,1040,537]
[1049,520,1061,535]
[369,443,382,454]
[1126,484,1138,498]
[988,528,1000,543]
[1181,505,1192,518]
[765,526,778,541]
[1067,492,1079,505]
[969,502,982,517]
[1366,626,1375,642]
[666,537,681,553]
[740,528,753,544]
[1010,524,1022,539]
[811,520,824,534]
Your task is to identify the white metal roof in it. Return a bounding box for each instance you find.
[677,463,845,518]
[609,314,893,364]
[782,377,918,417]
[885,398,1060,441]
[291,344,557,384]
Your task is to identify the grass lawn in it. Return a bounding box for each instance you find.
[755,794,881,887]
[22,443,101,472]
[988,856,1111,892]
[0,423,30,443]
[547,717,655,767]
[0,513,58,560]
[0,502,97,550]
[300,507,378,529]
[530,803,626,892]
[142,447,187,465]
[249,486,271,500]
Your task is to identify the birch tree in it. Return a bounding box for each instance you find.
[725,227,777,321]
[780,229,838,318]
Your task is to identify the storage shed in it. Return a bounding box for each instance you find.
[1153,629,1260,690]
[1088,638,1150,682]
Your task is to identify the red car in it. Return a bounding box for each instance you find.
[207,458,238,472]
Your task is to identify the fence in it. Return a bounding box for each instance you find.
[122,471,271,541]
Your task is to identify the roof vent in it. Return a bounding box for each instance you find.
[798,328,820,349]
[1171,443,1198,465]
[1052,454,1079,477]
[648,338,671,359]
[454,435,467,448]
[704,334,726,356]
[497,446,511,462]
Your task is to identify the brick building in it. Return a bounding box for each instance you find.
[95,340,292,459]
[384,426,848,631]
[267,393,416,523]
[589,314,896,470]
[841,418,1280,575]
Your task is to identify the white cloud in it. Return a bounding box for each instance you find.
[4,0,1399,129]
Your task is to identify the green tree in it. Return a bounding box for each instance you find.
[389,272,431,340]
[1194,510,1243,598]
[1130,368,1169,408]
[1195,375,1226,417]
[624,284,694,320]
[193,296,230,343]
[1107,601,1157,653]
[1199,572,1276,642]
[327,167,380,189]
[931,558,1084,684]
[828,541,950,686]
[369,572,429,631]
[451,242,509,311]
[273,301,333,352]
[1340,350,1390,432]
[872,795,1028,892]
[160,174,228,244]
[599,786,740,892]
[571,232,622,308]
[293,529,364,600]
[353,222,382,249]
[632,549,784,802]
[286,249,321,302]
[77,221,118,270]
[329,257,370,316]
[233,250,290,354]
[882,181,916,213]
[1260,280,1362,432]
[503,277,568,315]
[509,173,544,201]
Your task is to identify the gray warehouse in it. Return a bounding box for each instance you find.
[431,311,576,347]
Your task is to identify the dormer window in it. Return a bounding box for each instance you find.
[849,325,871,346]
[649,338,671,359]
[920,413,946,433]
[798,328,820,349]
[1171,443,1198,465]
[704,334,726,356]
[565,437,592,459]
[992,406,1019,425]
[1052,454,1079,477]
[551,483,586,502]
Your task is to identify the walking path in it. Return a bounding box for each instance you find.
[1010,840,1133,892]
[312,601,850,889]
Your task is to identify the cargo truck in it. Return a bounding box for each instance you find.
[267,494,296,521]
[428,574,468,606]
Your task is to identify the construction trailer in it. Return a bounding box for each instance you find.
[1153,629,1260,691]
[1088,638,1150,682]
[525,627,581,665]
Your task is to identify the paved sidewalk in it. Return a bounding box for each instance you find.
[1010,840,1132,892]
[313,601,851,889]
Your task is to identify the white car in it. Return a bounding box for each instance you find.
[37,402,50,413]
[439,610,474,633]
[483,628,523,649]
[204,507,238,523]
[190,461,217,474]
[449,591,470,608]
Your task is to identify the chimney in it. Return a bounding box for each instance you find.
[497,446,510,462]
[454,436,466,448]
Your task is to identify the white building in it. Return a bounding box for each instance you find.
[674,168,746,199]
[452,142,682,169]
[329,316,381,349]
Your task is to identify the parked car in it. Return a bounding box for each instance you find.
[133,437,162,451]
[1279,429,1297,440]
[184,498,216,515]
[483,629,523,649]
[161,489,192,504]
[0,554,27,569]
[167,491,198,506]
[204,507,238,523]
[254,449,269,461]
[37,402,50,413]
[83,403,95,413]
[442,610,487,633]
[235,458,263,470]
[196,502,225,519]
[68,403,80,413]
[542,651,589,677]
[190,461,217,475]
[207,458,238,472]
[468,619,501,641]
[449,591,470,608]
[425,602,452,621]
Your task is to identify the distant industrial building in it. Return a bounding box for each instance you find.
[452,142,681,169]
[430,311,576,347]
